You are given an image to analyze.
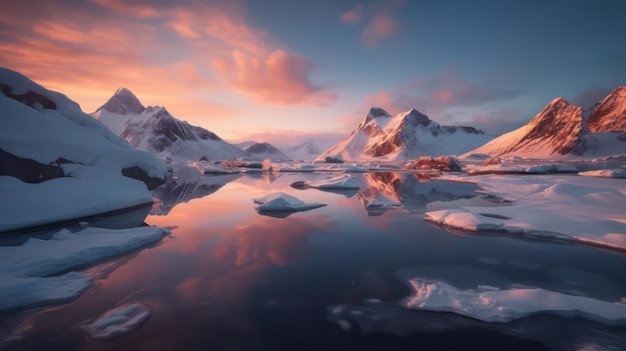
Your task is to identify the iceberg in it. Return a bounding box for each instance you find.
[0,226,169,312]
[253,192,326,213]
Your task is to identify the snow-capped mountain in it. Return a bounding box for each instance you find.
[239,142,289,161]
[0,68,167,232]
[286,139,323,160]
[466,97,597,157]
[92,88,251,161]
[317,107,493,161]
[586,86,626,133]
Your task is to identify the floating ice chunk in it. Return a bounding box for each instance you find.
[81,303,151,340]
[0,226,169,312]
[424,174,626,250]
[290,175,360,190]
[402,278,626,324]
[365,195,402,209]
[253,192,326,212]
[578,169,626,179]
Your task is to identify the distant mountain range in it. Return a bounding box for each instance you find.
[91,88,251,161]
[285,139,324,161]
[235,141,289,161]
[466,86,625,158]
[317,107,494,161]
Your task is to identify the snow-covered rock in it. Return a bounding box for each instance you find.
[408,156,463,171]
[0,226,168,312]
[466,98,597,158]
[253,192,326,212]
[402,278,626,324]
[586,86,626,133]
[92,88,251,161]
[0,68,167,232]
[81,303,151,340]
[318,107,493,161]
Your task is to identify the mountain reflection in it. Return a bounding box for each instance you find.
[352,172,482,216]
[151,166,242,215]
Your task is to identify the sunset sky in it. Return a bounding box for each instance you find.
[1,0,624,149]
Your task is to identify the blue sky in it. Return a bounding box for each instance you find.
[0,0,624,149]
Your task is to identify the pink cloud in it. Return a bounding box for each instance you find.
[212,50,336,106]
[341,4,364,24]
[91,0,160,18]
[362,14,396,48]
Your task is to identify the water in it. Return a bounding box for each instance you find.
[1,171,625,350]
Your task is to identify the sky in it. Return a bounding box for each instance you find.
[1,0,625,150]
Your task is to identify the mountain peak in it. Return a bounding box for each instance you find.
[367,107,392,119]
[587,85,626,133]
[96,87,145,115]
[401,108,431,127]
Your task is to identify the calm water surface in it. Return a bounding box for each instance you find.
[2,171,625,351]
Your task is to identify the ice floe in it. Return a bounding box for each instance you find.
[81,303,151,340]
[465,163,579,175]
[0,226,168,312]
[578,169,626,179]
[253,192,326,213]
[290,174,360,190]
[428,174,626,250]
[402,278,626,324]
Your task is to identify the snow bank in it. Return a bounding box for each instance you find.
[0,68,167,232]
[290,175,360,190]
[0,226,168,312]
[81,303,151,340]
[465,163,579,175]
[0,176,153,233]
[253,192,326,212]
[402,278,626,324]
[427,174,626,250]
[578,169,626,179]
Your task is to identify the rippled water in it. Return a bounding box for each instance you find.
[1,170,625,351]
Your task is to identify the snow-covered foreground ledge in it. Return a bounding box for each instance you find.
[426,174,626,251]
[0,176,155,233]
[0,226,169,312]
[402,278,626,325]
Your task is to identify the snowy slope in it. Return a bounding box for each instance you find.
[91,89,251,161]
[466,98,597,158]
[0,67,168,232]
[318,107,493,161]
[586,86,626,133]
[241,142,289,161]
[286,139,323,160]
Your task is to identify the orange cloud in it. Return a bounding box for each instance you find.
[341,4,364,24]
[212,50,336,106]
[362,14,396,48]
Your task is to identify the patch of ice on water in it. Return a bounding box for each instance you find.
[290,174,361,190]
[402,278,626,324]
[81,303,151,340]
[0,226,168,312]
